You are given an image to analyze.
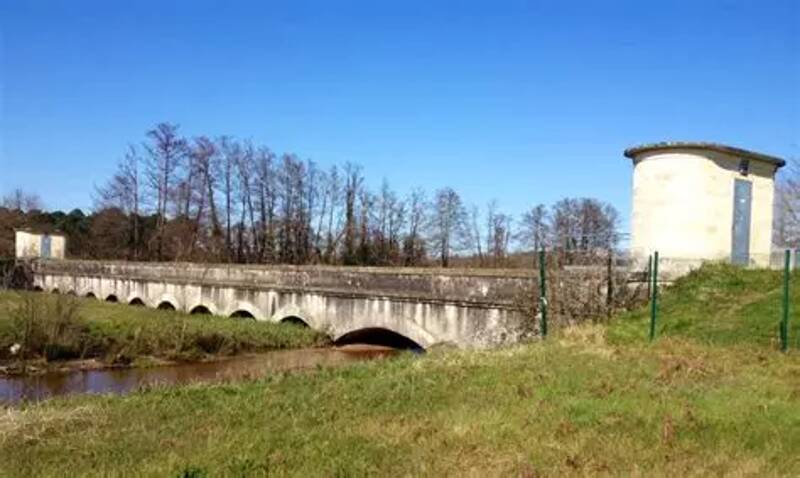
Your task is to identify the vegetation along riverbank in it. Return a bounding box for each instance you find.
[0,291,328,375]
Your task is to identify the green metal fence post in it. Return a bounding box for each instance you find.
[649,251,659,341]
[647,254,653,298]
[539,248,548,338]
[781,249,791,352]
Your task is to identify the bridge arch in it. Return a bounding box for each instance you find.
[281,315,310,327]
[157,301,176,311]
[230,310,255,319]
[85,291,96,299]
[331,309,436,351]
[155,294,181,312]
[272,305,318,329]
[128,297,146,307]
[189,304,216,315]
[105,294,119,303]
[227,301,262,320]
[334,327,425,351]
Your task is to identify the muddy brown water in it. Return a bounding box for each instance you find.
[0,346,401,405]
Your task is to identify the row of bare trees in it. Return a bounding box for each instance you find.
[3,122,621,266]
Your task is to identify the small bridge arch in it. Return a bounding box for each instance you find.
[231,310,256,319]
[127,296,146,306]
[156,294,181,311]
[281,315,311,327]
[272,304,318,329]
[189,302,218,316]
[227,301,262,320]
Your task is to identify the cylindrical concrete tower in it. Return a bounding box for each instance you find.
[625,142,785,269]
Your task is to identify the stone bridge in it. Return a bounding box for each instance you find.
[30,260,537,349]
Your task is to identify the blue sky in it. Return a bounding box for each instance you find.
[1,0,798,233]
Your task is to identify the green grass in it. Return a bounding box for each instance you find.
[609,263,800,348]
[0,265,798,476]
[0,291,328,365]
[0,335,797,476]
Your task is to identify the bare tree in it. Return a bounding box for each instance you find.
[485,201,512,266]
[320,165,343,263]
[342,163,363,265]
[775,158,800,248]
[357,188,374,265]
[551,197,619,263]
[191,136,222,258]
[217,136,240,260]
[429,187,467,267]
[95,146,143,258]
[467,205,484,266]
[374,179,405,265]
[1,188,43,212]
[143,122,187,260]
[403,188,427,266]
[304,159,319,262]
[276,153,310,264]
[518,204,550,252]
[235,141,258,262]
[254,147,277,262]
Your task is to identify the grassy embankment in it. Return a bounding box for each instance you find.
[0,264,798,476]
[0,291,328,371]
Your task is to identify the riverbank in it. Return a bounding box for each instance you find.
[1,330,798,476]
[0,291,329,375]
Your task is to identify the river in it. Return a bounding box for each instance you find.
[0,346,400,405]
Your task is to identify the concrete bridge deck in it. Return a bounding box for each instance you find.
[31,260,537,349]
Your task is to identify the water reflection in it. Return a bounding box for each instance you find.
[0,346,398,405]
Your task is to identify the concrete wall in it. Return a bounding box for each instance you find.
[32,260,536,349]
[630,148,777,268]
[15,231,66,259]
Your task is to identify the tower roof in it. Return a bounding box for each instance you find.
[624,142,785,168]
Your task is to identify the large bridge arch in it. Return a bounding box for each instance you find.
[334,327,426,351]
[332,315,435,350]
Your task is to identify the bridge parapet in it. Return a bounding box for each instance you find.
[33,260,535,308]
[30,260,641,348]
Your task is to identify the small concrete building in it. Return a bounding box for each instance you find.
[625,142,785,269]
[15,229,67,260]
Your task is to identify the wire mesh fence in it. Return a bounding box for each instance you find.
[529,247,797,351]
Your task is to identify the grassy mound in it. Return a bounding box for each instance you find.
[0,291,328,366]
[609,263,800,349]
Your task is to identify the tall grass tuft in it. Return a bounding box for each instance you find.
[10,293,86,360]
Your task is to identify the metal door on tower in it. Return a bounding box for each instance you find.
[731,179,752,266]
[41,234,52,259]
